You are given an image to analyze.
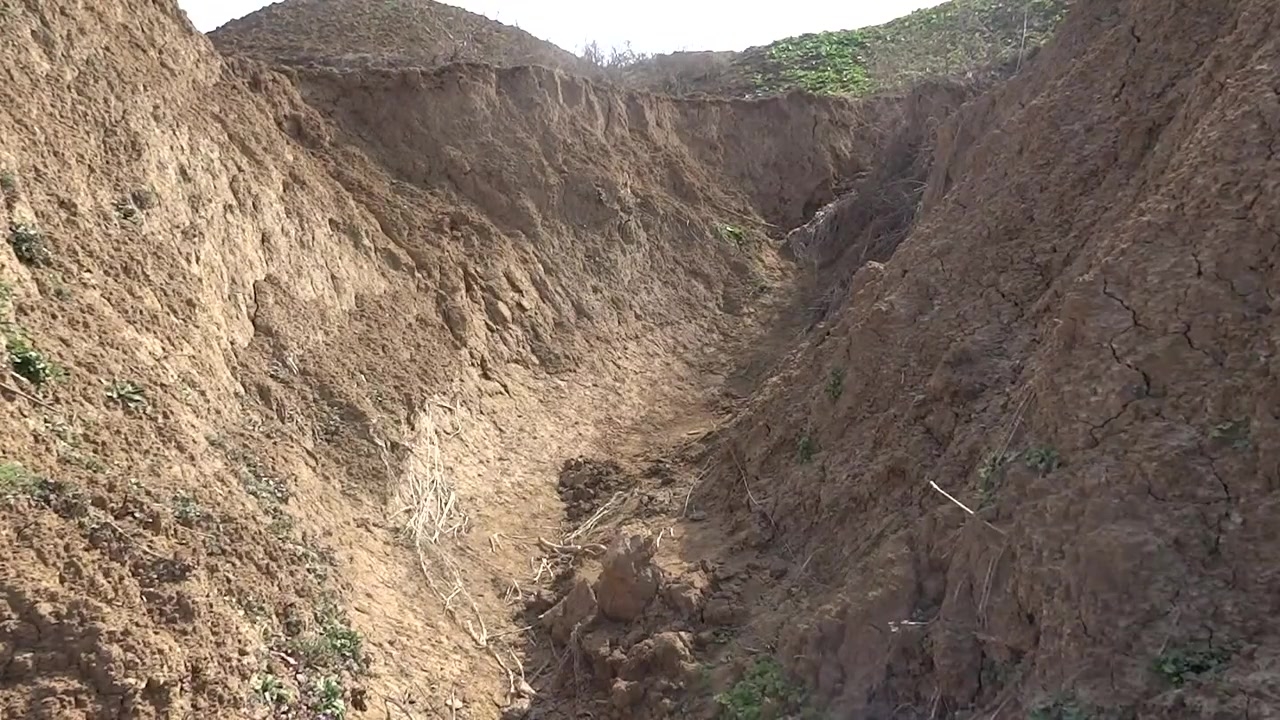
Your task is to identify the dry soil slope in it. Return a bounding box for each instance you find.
[0,0,893,718]
[692,0,1280,717]
[210,0,592,73]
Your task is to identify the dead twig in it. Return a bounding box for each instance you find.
[489,624,534,641]
[1016,2,1030,71]
[729,447,777,532]
[563,491,625,544]
[978,544,1008,626]
[928,481,1008,536]
[531,557,552,583]
[538,537,607,557]
[681,461,711,517]
[1,376,54,408]
[995,391,1034,464]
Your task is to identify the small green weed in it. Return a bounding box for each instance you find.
[1209,419,1250,450]
[0,280,12,309]
[0,462,55,503]
[825,367,844,401]
[1024,446,1061,475]
[106,380,147,410]
[241,462,291,505]
[251,672,292,708]
[1029,693,1092,720]
[268,513,296,537]
[292,599,367,673]
[171,493,204,525]
[294,539,337,584]
[5,332,63,386]
[8,223,50,265]
[715,657,808,720]
[0,170,16,194]
[977,449,1015,508]
[1154,642,1231,686]
[796,433,817,464]
[309,675,346,719]
[717,223,746,247]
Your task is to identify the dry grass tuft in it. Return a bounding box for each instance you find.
[387,402,489,647]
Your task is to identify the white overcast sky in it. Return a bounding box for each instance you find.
[179,0,948,55]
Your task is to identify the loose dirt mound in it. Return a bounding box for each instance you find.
[211,0,590,72]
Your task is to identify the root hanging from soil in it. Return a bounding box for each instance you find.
[389,401,489,647]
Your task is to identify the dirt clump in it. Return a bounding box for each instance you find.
[558,458,631,522]
[596,533,663,622]
[540,578,598,645]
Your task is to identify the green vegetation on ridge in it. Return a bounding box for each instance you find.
[749,0,1070,96]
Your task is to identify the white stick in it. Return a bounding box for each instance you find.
[929,480,976,515]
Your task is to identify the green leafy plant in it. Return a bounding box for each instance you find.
[977,448,1016,508]
[292,599,367,673]
[717,223,747,247]
[1024,446,1061,475]
[251,672,292,708]
[106,380,147,410]
[0,462,55,502]
[309,675,346,719]
[796,433,817,464]
[1155,642,1231,686]
[241,462,291,505]
[716,657,808,720]
[171,493,204,525]
[0,170,15,194]
[8,222,50,265]
[5,331,63,386]
[744,0,1069,97]
[763,30,873,95]
[825,367,845,401]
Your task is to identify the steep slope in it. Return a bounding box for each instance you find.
[4,0,1278,719]
[0,0,897,717]
[210,0,590,73]
[683,0,1280,716]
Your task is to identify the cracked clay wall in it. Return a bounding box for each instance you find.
[693,0,1280,716]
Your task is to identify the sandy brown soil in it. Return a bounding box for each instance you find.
[211,0,590,73]
[2,0,1277,719]
[0,0,886,716]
